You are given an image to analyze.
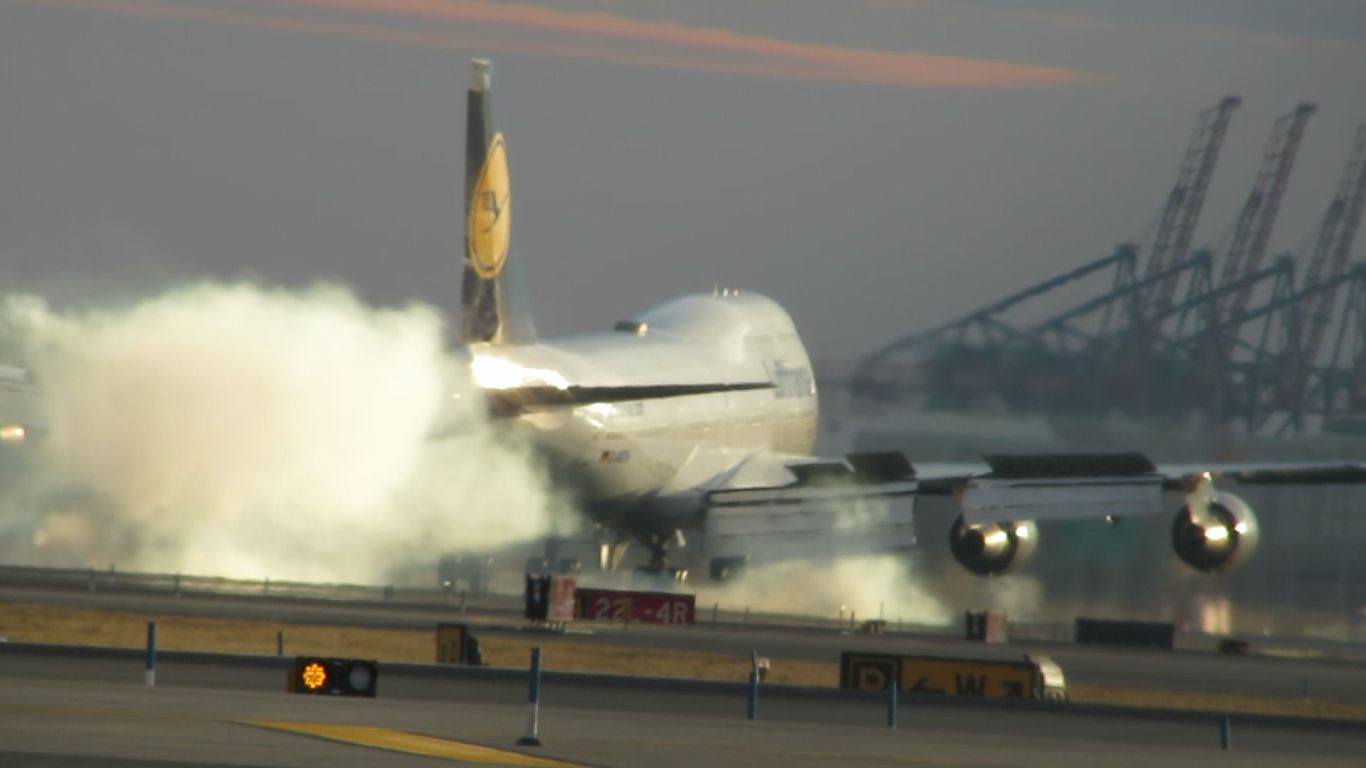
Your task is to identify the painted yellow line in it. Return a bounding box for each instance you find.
[242,720,586,766]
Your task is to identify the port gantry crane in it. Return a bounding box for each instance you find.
[1168,104,1316,416]
[849,104,1366,437]
[1104,97,1241,411]
[849,98,1243,414]
[1283,126,1366,428]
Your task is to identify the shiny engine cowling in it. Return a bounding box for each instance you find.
[949,515,1038,576]
[1171,491,1260,572]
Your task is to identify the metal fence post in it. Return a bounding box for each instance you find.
[746,669,758,721]
[144,621,157,687]
[516,648,543,747]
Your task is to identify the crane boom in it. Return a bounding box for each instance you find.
[1287,128,1366,376]
[1214,104,1315,348]
[1139,97,1242,325]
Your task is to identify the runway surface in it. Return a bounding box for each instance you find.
[3,647,1364,767]
[4,583,1366,706]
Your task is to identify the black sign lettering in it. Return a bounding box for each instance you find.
[910,676,945,694]
[955,674,986,696]
[858,668,887,691]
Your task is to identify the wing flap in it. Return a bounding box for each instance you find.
[706,475,917,561]
[962,476,1164,524]
[958,452,1163,523]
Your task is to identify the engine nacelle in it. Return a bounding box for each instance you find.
[0,423,29,444]
[1171,491,1260,572]
[949,515,1038,576]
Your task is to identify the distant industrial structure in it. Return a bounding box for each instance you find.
[852,99,1366,438]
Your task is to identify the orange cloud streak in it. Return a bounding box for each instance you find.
[34,0,1083,89]
[278,0,1081,87]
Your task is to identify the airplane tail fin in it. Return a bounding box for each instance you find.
[460,59,537,345]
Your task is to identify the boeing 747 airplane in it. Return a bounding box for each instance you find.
[457,60,1366,583]
[5,62,1360,585]
[458,59,1366,582]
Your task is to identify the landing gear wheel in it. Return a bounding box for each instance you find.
[632,565,689,584]
[709,557,746,582]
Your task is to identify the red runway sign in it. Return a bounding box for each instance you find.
[575,588,695,625]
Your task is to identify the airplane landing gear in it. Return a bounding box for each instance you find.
[634,533,688,583]
[633,565,689,583]
[709,557,747,582]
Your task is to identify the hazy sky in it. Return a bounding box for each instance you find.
[3,0,1364,364]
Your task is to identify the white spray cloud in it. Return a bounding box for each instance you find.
[697,554,951,626]
[0,282,564,582]
[965,572,1045,619]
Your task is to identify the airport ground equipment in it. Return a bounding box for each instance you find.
[436,623,484,665]
[524,574,577,625]
[839,651,1066,701]
[964,610,1008,643]
[287,657,378,697]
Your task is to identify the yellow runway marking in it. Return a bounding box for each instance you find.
[243,720,586,766]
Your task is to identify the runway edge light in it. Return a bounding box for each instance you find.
[287,657,378,697]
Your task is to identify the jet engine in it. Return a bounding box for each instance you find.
[949,515,1038,575]
[1171,491,1260,572]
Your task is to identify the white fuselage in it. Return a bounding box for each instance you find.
[468,291,818,537]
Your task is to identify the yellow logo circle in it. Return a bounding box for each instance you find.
[468,133,511,279]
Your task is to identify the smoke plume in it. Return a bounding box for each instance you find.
[697,554,951,626]
[0,282,565,582]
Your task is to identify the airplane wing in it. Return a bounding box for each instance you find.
[702,450,1366,574]
[482,381,772,417]
[911,453,1366,524]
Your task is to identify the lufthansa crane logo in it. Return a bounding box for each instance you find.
[467,133,511,279]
